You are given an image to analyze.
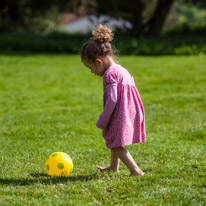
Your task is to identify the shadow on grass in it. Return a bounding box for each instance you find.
[0,172,99,186]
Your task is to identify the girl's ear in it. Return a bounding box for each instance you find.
[95,58,103,66]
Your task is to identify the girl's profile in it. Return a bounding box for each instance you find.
[81,24,146,176]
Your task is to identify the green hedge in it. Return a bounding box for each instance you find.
[0,27,205,55]
[115,35,206,55]
[0,32,88,54]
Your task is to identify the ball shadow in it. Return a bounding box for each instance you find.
[0,172,99,186]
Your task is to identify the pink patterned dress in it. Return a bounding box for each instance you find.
[96,64,146,149]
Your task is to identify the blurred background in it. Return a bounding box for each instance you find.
[0,0,206,55]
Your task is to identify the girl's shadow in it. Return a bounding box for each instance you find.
[0,172,99,186]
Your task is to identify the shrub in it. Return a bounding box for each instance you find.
[0,25,205,55]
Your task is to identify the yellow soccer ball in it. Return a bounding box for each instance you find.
[45,152,73,176]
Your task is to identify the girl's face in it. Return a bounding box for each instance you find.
[83,59,106,77]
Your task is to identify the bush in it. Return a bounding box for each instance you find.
[0,31,90,54]
[0,25,205,55]
[164,23,206,36]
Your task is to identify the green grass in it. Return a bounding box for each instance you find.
[0,55,205,205]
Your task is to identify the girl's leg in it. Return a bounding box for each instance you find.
[97,149,120,172]
[112,147,145,176]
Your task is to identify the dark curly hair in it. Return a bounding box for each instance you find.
[81,24,117,62]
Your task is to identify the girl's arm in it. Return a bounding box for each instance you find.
[96,84,117,129]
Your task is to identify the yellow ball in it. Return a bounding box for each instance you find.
[45,152,73,176]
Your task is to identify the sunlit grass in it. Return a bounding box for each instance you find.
[0,55,205,205]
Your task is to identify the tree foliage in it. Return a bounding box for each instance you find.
[90,0,206,37]
[92,0,175,37]
[0,0,80,32]
[0,0,205,35]
[179,0,206,8]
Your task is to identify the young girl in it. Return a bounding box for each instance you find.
[81,24,146,176]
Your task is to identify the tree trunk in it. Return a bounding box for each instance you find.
[0,1,20,32]
[146,0,174,37]
[130,1,145,37]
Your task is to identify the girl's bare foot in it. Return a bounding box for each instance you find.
[96,166,118,172]
[130,171,145,177]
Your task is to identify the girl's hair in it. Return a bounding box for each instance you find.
[81,24,116,62]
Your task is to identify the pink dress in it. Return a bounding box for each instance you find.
[96,64,146,149]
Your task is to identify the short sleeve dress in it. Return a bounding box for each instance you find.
[98,64,146,149]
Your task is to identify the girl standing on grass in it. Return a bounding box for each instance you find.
[81,24,146,176]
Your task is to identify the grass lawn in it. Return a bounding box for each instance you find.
[0,54,205,205]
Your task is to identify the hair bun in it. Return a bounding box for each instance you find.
[92,24,114,42]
